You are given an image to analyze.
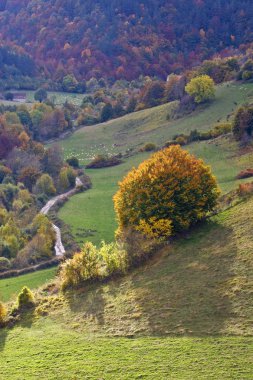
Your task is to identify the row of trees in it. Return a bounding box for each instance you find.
[74,55,252,127]
[0,105,82,269]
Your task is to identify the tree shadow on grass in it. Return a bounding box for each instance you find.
[0,308,35,352]
[0,328,7,352]
[18,309,35,329]
[62,220,241,337]
[66,286,106,326]
[125,221,236,336]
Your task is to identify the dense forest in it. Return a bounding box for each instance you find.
[0,0,252,83]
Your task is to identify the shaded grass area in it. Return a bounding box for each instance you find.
[60,82,253,164]
[0,321,252,380]
[0,267,57,302]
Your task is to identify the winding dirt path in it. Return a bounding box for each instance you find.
[40,177,83,256]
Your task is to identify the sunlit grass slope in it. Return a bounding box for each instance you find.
[0,324,251,380]
[1,195,253,379]
[56,196,253,338]
[60,82,253,164]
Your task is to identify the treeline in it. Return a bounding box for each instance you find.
[76,54,253,126]
[0,103,88,271]
[0,0,252,82]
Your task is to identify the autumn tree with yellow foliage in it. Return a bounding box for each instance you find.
[185,75,215,103]
[114,145,219,240]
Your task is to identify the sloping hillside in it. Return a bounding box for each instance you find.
[60,82,253,164]
[0,193,252,379]
[58,82,253,245]
[51,196,253,337]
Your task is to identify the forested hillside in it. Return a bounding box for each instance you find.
[0,0,252,82]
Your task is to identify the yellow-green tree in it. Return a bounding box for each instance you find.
[185,75,215,103]
[60,241,127,289]
[17,287,35,310]
[35,173,56,196]
[114,145,219,240]
[0,302,7,325]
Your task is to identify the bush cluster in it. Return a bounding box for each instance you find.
[140,143,157,152]
[86,154,122,169]
[236,169,253,180]
[60,242,128,290]
[165,123,231,147]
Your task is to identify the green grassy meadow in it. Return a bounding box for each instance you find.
[57,82,253,246]
[59,136,253,246]
[59,153,149,245]
[55,195,253,338]
[60,82,253,164]
[0,324,251,379]
[0,268,57,303]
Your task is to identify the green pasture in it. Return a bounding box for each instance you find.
[57,81,253,246]
[0,267,57,303]
[60,82,253,164]
[0,325,251,380]
[59,135,253,246]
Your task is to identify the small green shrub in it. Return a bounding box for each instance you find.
[140,143,157,152]
[0,257,11,272]
[66,157,79,168]
[86,154,122,169]
[17,286,35,310]
[174,136,187,145]
[211,123,231,137]
[164,141,177,148]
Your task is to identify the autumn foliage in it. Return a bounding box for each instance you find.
[0,302,7,326]
[60,242,127,290]
[0,1,252,82]
[114,145,219,240]
[185,75,215,104]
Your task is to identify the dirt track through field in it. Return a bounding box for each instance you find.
[41,177,83,256]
